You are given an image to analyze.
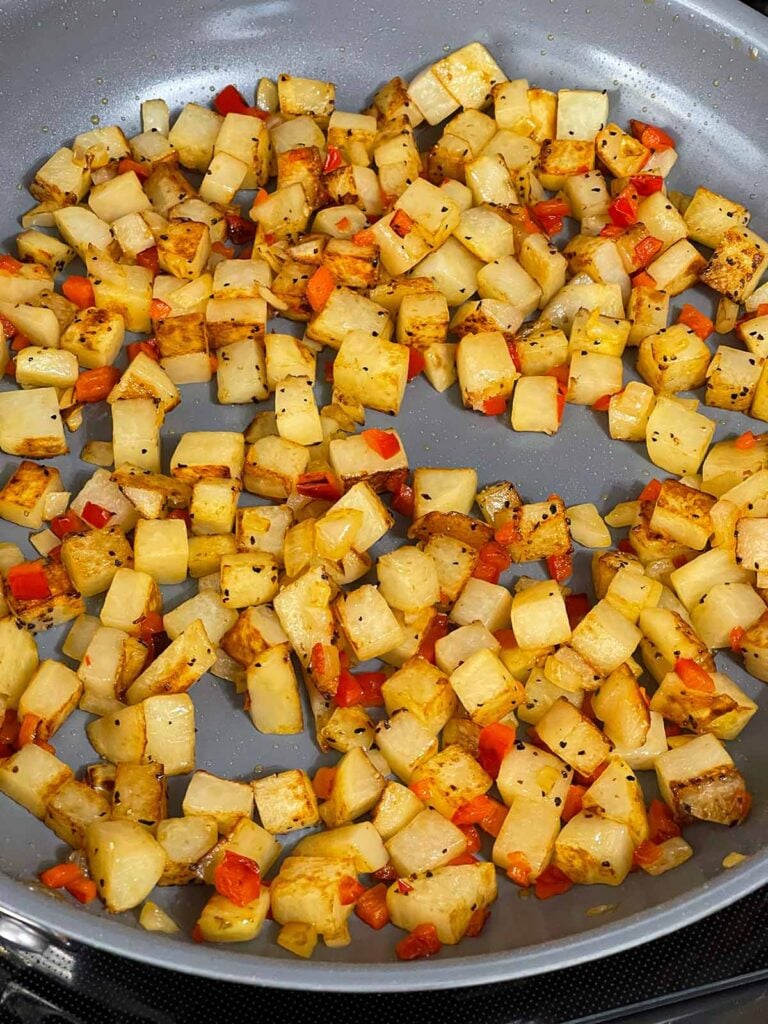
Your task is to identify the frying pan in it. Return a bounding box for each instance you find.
[1,0,767,993]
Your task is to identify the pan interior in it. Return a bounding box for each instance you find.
[0,0,767,990]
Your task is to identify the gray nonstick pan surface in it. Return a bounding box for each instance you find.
[1,0,767,993]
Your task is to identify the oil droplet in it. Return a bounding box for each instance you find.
[547,32,555,40]
[90,114,100,125]
[748,47,759,61]
[41,126,49,134]
[100,97,109,105]
[712,79,720,86]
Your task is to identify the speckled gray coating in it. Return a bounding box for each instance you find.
[1,0,767,991]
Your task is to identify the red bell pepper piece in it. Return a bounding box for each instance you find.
[630,119,676,151]
[618,538,635,554]
[150,297,172,321]
[481,395,507,416]
[600,224,626,238]
[418,612,449,663]
[214,851,261,907]
[0,312,18,338]
[472,541,511,584]
[7,562,51,601]
[629,174,664,196]
[355,672,387,706]
[306,265,335,312]
[648,799,681,843]
[735,430,759,450]
[391,481,415,518]
[311,766,337,800]
[561,784,586,823]
[390,209,413,238]
[362,428,401,460]
[506,851,532,887]
[17,713,42,747]
[214,84,249,116]
[574,760,608,788]
[127,339,160,363]
[296,471,343,501]
[61,275,95,310]
[677,304,714,341]
[138,611,165,638]
[135,245,159,276]
[66,877,98,904]
[395,923,442,961]
[546,363,570,387]
[546,551,573,583]
[50,509,86,540]
[730,626,746,653]
[633,839,664,868]
[675,658,714,693]
[0,709,19,750]
[477,722,516,779]
[116,157,149,181]
[80,501,113,529]
[339,876,366,906]
[634,235,663,267]
[334,669,365,708]
[493,627,517,649]
[322,145,344,174]
[395,877,414,894]
[608,186,639,227]
[40,862,84,889]
[465,906,490,937]
[354,883,390,929]
[534,865,573,900]
[406,346,425,381]
[458,824,482,854]
[371,863,398,883]
[225,213,256,245]
[639,478,662,503]
[452,794,507,837]
[564,593,590,630]
[0,255,23,274]
[591,392,614,412]
[494,518,522,546]
[631,269,657,288]
[75,366,121,403]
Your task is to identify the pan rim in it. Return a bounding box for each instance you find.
[1,0,768,994]
[2,847,767,990]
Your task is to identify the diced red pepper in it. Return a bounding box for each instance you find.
[458,824,482,854]
[115,157,149,181]
[0,312,18,338]
[127,339,160,363]
[417,612,449,663]
[506,851,532,887]
[382,467,409,496]
[395,923,442,961]
[546,363,570,387]
[7,562,51,601]
[447,852,480,866]
[335,216,351,232]
[339,875,366,906]
[631,270,657,288]
[390,209,414,238]
[352,229,376,247]
[648,799,681,843]
[677,304,714,342]
[452,794,507,837]
[564,593,590,630]
[730,626,746,653]
[214,851,261,907]
[214,84,249,116]
[371,863,398,883]
[639,478,662,503]
[136,245,159,276]
[0,709,19,750]
[675,658,714,693]
[211,240,235,259]
[138,611,165,638]
[465,906,490,937]
[494,522,523,555]
[561,784,586,823]
[362,428,400,460]
[546,551,573,583]
[225,213,256,245]
[534,865,573,900]
[591,393,614,412]
[50,509,86,540]
[634,235,664,267]
[150,297,172,321]
[354,883,390,929]
[306,265,335,312]
[630,119,676,151]
[0,255,23,274]
[40,863,83,889]
[664,720,682,737]
[506,340,522,372]
[395,878,414,894]
[409,779,432,803]
[600,224,626,238]
[356,672,387,706]
[391,482,415,518]
[493,627,517,649]
[477,722,516,779]
[191,924,204,943]
[81,501,113,529]
[296,471,343,502]
[735,430,759,450]
[311,766,337,801]
[481,395,507,416]
[322,145,344,174]
[66,876,98,904]
[629,174,664,196]
[407,346,426,381]
[633,839,663,868]
[61,275,95,310]
[334,669,365,708]
[75,366,121,403]
[618,538,635,554]
[472,540,512,584]
[17,713,42,747]
[608,186,639,227]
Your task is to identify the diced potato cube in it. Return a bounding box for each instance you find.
[537,698,613,775]
[511,580,571,650]
[0,741,72,818]
[86,819,165,912]
[125,618,215,705]
[319,748,386,828]
[183,769,253,834]
[553,810,634,885]
[655,733,749,825]
[386,808,467,875]
[386,862,497,944]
